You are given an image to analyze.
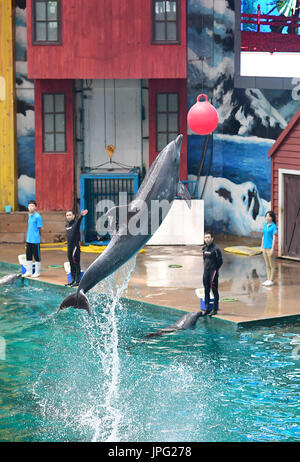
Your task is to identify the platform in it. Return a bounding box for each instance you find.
[0,237,299,328]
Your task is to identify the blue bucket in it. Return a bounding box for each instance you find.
[5,205,12,213]
[200,297,214,313]
[67,271,84,283]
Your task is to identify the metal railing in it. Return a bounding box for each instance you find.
[241,6,300,34]
[80,171,140,244]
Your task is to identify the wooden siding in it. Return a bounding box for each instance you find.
[0,211,66,243]
[270,118,300,255]
[35,79,74,211]
[148,79,187,180]
[271,118,300,213]
[27,0,186,80]
[0,0,17,211]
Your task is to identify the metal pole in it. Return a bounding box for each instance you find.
[81,80,85,171]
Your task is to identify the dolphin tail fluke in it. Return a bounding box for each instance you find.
[57,290,91,316]
[145,328,175,338]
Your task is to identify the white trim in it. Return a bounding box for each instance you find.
[278,168,300,258]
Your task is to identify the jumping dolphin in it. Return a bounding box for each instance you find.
[144,311,202,338]
[58,135,190,315]
[0,273,22,286]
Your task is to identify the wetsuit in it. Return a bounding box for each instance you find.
[66,216,83,284]
[202,242,223,312]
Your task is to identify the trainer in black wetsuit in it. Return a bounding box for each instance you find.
[202,231,223,316]
[65,209,88,287]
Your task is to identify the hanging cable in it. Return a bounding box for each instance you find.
[193,133,210,197]
[104,79,107,150]
[113,79,116,149]
[200,133,214,199]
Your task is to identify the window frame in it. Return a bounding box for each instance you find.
[32,0,62,45]
[151,0,181,44]
[42,92,67,153]
[156,92,180,152]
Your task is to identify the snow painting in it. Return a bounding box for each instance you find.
[15,0,35,209]
[187,0,299,236]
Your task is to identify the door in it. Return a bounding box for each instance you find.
[284,174,300,258]
[83,79,142,169]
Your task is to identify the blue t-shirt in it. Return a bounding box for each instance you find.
[26,212,43,244]
[262,222,277,249]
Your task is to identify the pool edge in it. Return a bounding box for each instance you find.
[1,261,299,329]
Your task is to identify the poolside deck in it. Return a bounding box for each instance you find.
[0,237,299,328]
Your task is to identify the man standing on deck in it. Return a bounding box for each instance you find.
[202,231,223,316]
[23,200,43,278]
[65,209,88,287]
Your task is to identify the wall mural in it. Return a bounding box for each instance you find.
[187,0,299,236]
[15,0,35,210]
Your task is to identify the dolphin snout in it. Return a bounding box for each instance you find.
[175,134,183,150]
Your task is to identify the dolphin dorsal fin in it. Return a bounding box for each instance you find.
[177,183,191,209]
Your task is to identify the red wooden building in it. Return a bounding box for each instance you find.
[268,108,300,260]
[26,0,187,226]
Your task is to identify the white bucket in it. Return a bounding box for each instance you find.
[18,254,36,275]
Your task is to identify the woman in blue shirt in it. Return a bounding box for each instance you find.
[261,210,277,287]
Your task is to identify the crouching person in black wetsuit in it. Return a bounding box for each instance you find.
[202,231,223,316]
[65,209,88,287]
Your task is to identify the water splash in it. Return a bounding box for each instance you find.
[88,257,136,442]
[32,257,136,442]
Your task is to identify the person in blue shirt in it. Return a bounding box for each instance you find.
[23,200,43,278]
[261,210,277,287]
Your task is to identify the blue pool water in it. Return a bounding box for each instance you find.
[0,266,299,442]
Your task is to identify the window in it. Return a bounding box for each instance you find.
[152,0,180,43]
[33,0,61,44]
[156,93,179,151]
[42,93,66,152]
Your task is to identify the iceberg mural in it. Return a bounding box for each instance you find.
[187,0,299,236]
[15,0,35,209]
[18,175,36,208]
[190,174,270,236]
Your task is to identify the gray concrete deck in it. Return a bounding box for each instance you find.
[0,238,299,327]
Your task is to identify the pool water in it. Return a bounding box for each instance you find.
[0,266,299,442]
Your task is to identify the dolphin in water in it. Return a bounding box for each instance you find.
[0,273,22,286]
[144,311,202,338]
[58,135,190,315]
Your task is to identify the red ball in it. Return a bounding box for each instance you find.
[187,94,219,135]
